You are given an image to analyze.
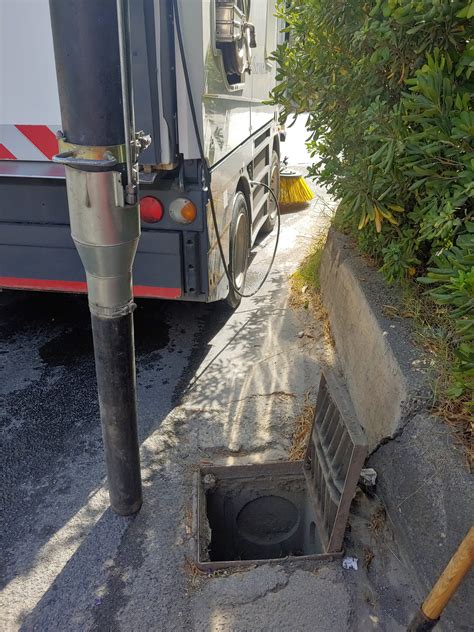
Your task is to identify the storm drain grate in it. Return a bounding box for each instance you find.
[195,369,367,569]
[303,371,367,553]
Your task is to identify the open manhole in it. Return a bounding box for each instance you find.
[195,370,368,569]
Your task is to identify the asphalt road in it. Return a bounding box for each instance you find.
[0,201,329,628]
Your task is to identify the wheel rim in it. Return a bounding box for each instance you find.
[233,208,248,290]
[268,162,280,221]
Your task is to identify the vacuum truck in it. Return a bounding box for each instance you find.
[0,0,283,306]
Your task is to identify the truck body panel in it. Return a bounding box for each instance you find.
[0,0,282,302]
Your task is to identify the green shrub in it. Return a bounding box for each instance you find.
[270,0,474,397]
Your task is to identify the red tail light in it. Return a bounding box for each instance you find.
[140,196,164,223]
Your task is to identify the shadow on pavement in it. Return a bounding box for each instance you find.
[0,289,234,629]
[1,207,325,629]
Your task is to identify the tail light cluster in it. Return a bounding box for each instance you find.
[139,196,164,223]
[139,196,197,225]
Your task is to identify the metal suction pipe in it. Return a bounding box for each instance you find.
[49,0,143,515]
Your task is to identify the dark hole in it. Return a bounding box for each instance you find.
[204,472,322,562]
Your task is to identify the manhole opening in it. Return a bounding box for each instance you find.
[202,464,323,563]
[195,370,368,569]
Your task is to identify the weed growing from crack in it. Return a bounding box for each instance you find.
[289,235,335,353]
[384,286,472,467]
[184,558,257,589]
[368,507,387,540]
[363,547,375,571]
[289,394,315,461]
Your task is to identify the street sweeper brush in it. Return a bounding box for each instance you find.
[279,167,314,205]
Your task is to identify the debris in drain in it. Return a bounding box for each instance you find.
[203,474,217,490]
[359,468,377,496]
[360,468,377,486]
[342,556,359,571]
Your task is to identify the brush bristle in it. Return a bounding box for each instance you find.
[279,175,314,205]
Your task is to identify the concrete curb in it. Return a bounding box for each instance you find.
[320,228,429,451]
[319,228,473,631]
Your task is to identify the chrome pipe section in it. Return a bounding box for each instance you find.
[49,0,144,515]
[64,168,139,318]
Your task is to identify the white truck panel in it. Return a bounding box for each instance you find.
[0,0,60,125]
[174,0,205,161]
[0,0,279,166]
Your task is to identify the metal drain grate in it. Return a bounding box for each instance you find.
[304,370,367,553]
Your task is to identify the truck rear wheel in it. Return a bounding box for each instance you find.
[260,150,280,234]
[226,191,250,308]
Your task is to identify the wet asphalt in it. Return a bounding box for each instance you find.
[0,283,233,577]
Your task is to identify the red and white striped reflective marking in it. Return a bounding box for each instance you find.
[0,125,60,161]
[0,144,16,160]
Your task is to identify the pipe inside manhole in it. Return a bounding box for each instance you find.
[203,470,322,562]
[236,495,300,545]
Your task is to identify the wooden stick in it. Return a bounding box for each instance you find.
[422,526,474,620]
[408,526,474,630]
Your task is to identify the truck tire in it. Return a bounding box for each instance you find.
[226,191,250,308]
[260,149,280,234]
